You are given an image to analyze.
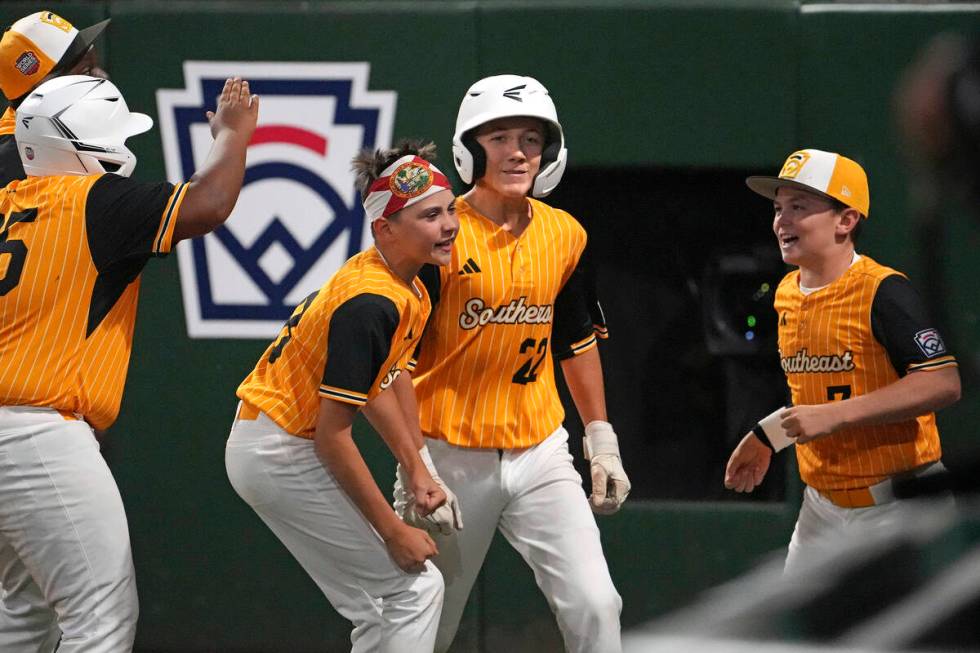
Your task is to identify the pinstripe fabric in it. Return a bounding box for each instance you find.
[0,107,13,135]
[775,256,955,491]
[412,197,591,449]
[0,175,183,430]
[237,247,430,439]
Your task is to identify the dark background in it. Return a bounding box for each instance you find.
[3,1,979,651]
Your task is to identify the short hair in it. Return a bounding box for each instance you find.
[351,139,438,202]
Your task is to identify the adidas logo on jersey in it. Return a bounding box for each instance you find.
[459,296,553,330]
[458,258,481,275]
[780,348,855,374]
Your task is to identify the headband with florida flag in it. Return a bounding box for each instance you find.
[363,155,452,222]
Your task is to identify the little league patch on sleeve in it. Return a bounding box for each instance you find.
[914,328,947,358]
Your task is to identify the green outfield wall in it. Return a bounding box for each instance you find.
[2,2,978,650]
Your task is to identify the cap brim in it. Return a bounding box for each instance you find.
[745,175,838,204]
[77,18,111,49]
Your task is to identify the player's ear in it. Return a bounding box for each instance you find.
[836,208,862,237]
[373,217,394,240]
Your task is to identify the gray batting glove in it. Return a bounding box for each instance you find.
[394,446,463,535]
[584,421,631,515]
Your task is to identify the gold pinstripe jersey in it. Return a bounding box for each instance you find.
[237,247,431,439]
[0,173,186,430]
[775,255,957,491]
[412,196,605,449]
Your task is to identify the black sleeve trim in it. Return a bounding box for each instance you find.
[411,263,442,362]
[321,293,400,399]
[871,274,953,377]
[0,133,24,187]
[86,174,176,270]
[552,247,606,360]
[752,425,776,452]
[417,263,441,307]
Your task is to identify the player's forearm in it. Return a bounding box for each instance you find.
[314,415,403,540]
[837,367,961,429]
[390,371,425,449]
[560,346,608,424]
[176,129,250,239]
[361,383,427,477]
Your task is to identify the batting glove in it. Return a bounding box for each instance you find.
[584,421,631,515]
[394,446,463,535]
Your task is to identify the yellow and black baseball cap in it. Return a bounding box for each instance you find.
[0,11,110,102]
[746,149,870,218]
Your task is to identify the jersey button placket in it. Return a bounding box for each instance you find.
[511,236,532,292]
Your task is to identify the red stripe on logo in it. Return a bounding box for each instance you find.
[249,125,328,156]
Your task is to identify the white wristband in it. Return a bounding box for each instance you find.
[583,421,620,459]
[418,445,438,477]
[757,407,795,452]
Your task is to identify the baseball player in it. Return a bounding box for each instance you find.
[226,142,462,653]
[401,75,629,653]
[0,10,110,187]
[724,149,961,575]
[0,75,257,651]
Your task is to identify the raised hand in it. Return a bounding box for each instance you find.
[206,77,259,140]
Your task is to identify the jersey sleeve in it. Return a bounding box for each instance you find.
[552,241,608,360]
[409,263,442,366]
[320,293,401,406]
[85,173,188,270]
[0,133,25,187]
[870,274,957,376]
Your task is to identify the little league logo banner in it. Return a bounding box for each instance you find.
[157,62,396,338]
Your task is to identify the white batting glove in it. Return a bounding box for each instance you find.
[393,446,463,536]
[583,421,631,515]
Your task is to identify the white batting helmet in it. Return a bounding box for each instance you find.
[15,75,152,178]
[452,74,567,198]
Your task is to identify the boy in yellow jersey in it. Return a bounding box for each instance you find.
[0,75,257,650]
[226,142,461,652]
[0,10,110,186]
[724,149,961,575]
[404,75,629,653]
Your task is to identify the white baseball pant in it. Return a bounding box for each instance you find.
[425,426,622,653]
[225,407,444,653]
[0,406,138,653]
[785,476,956,576]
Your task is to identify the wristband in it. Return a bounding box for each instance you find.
[583,421,620,459]
[418,445,438,476]
[751,425,775,452]
[755,407,795,452]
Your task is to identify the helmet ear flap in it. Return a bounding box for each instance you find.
[461,131,486,186]
[540,140,561,174]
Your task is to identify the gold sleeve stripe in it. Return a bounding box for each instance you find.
[569,334,598,356]
[405,360,417,371]
[153,182,188,254]
[319,384,368,406]
[908,356,958,372]
[594,324,609,338]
